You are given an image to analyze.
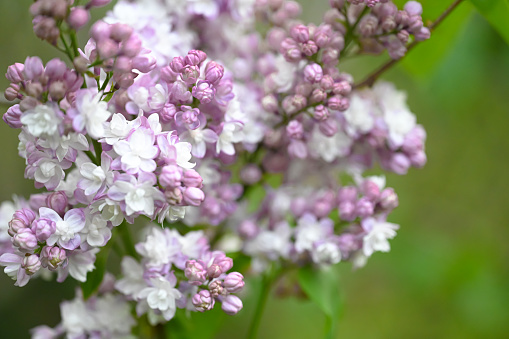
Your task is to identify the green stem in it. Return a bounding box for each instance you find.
[59,32,75,63]
[117,222,139,259]
[247,274,273,339]
[92,138,103,161]
[84,150,99,165]
[70,31,80,58]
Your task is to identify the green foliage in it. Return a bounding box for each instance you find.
[81,247,108,300]
[297,266,343,339]
[469,0,509,45]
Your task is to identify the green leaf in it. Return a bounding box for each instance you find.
[469,0,509,45]
[80,247,108,300]
[298,266,342,338]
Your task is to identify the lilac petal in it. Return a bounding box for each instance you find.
[60,235,81,250]
[64,209,86,232]
[39,207,62,223]
[0,253,23,265]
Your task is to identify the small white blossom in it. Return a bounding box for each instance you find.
[138,276,182,321]
[73,91,112,139]
[20,104,62,137]
[115,256,147,299]
[362,218,399,257]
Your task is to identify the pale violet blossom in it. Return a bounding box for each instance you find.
[93,294,136,336]
[0,200,17,243]
[309,127,352,162]
[180,127,218,158]
[90,197,125,227]
[115,256,147,299]
[294,214,334,254]
[42,208,85,250]
[0,252,30,286]
[57,248,99,283]
[71,90,112,139]
[101,113,141,145]
[78,153,114,197]
[37,133,89,162]
[362,218,399,257]
[216,121,243,155]
[138,276,183,321]
[343,94,375,135]
[157,132,196,169]
[135,227,180,267]
[81,213,112,247]
[60,297,96,338]
[113,127,159,174]
[20,103,62,137]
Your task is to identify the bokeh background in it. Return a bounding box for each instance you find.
[0,0,508,338]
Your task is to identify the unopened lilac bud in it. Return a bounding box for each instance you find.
[282,95,307,114]
[115,72,136,89]
[3,105,23,128]
[19,96,39,112]
[303,63,323,84]
[295,83,313,97]
[184,50,207,66]
[90,21,111,42]
[356,197,374,218]
[240,165,262,185]
[338,186,357,202]
[31,218,56,242]
[313,105,329,121]
[390,153,411,174]
[359,15,379,37]
[132,54,156,73]
[23,57,44,81]
[329,0,345,9]
[192,290,215,312]
[395,10,410,26]
[414,27,431,41]
[213,253,233,272]
[320,75,334,91]
[222,295,243,315]
[89,0,112,8]
[404,1,423,16]
[160,66,178,83]
[33,16,59,44]
[26,82,43,98]
[290,24,309,43]
[338,201,356,221]
[68,7,90,30]
[223,272,244,293]
[13,228,38,252]
[286,120,304,139]
[262,94,278,112]
[114,56,132,73]
[183,169,203,188]
[4,86,19,101]
[301,41,318,56]
[409,150,427,168]
[283,1,301,17]
[311,88,327,104]
[41,246,67,270]
[207,264,222,279]
[185,260,207,285]
[14,208,37,225]
[121,35,142,57]
[362,181,380,201]
[332,81,351,96]
[267,27,286,50]
[238,220,259,239]
[8,218,27,237]
[205,62,224,84]
[6,63,24,83]
[97,39,118,59]
[183,187,205,207]
[379,188,398,210]
[45,191,68,216]
[328,95,349,111]
[318,119,338,137]
[51,0,68,20]
[181,65,200,85]
[160,103,177,122]
[160,165,182,188]
[268,0,284,10]
[321,48,339,66]
[329,33,345,51]
[192,81,215,104]
[209,280,224,297]
[110,23,133,43]
[22,254,41,275]
[169,56,185,73]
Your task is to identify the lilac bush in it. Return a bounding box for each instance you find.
[0,0,465,337]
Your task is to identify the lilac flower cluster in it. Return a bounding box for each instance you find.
[0,0,434,336]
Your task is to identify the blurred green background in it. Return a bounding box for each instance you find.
[1,0,508,338]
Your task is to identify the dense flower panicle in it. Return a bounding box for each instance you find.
[0,0,431,335]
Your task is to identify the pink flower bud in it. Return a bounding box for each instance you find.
[169,56,185,73]
[160,66,178,83]
[404,1,423,16]
[205,62,224,84]
[311,88,327,103]
[114,56,132,73]
[115,72,136,89]
[409,150,427,168]
[356,197,374,218]
[283,1,301,17]
[301,41,318,56]
[390,153,411,175]
[45,191,68,216]
[332,81,351,96]
[160,165,182,188]
[222,295,243,315]
[321,48,339,66]
[183,169,203,188]
[359,15,379,37]
[67,7,90,30]
[23,57,44,81]
[291,197,308,217]
[6,63,24,83]
[120,35,142,57]
[13,208,37,225]
[13,228,38,252]
[110,23,133,42]
[207,264,222,279]
[213,253,233,272]
[303,63,323,84]
[31,218,56,242]
[414,27,431,41]
[329,0,345,9]
[3,104,23,128]
[320,75,334,91]
[41,246,67,270]
[267,27,287,50]
[8,218,27,237]
[224,272,244,293]
[313,105,329,121]
[4,86,20,101]
[379,188,399,210]
[286,120,304,139]
[209,280,224,297]
[161,103,177,122]
[238,220,259,239]
[22,254,41,275]
[327,95,349,111]
[45,58,67,80]
[290,24,309,43]
[183,187,205,207]
[192,290,215,312]
[318,118,338,137]
[19,97,39,112]
[90,21,111,42]
[338,186,357,202]
[338,201,356,221]
[132,54,156,73]
[97,39,118,59]
[26,82,43,97]
[262,94,278,112]
[240,165,262,185]
[361,181,380,201]
[185,260,207,285]
[181,65,200,85]
[184,50,207,66]
[192,81,215,104]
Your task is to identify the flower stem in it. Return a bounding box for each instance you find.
[117,222,139,259]
[353,0,465,89]
[247,273,273,339]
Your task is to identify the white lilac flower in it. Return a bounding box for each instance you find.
[294,214,334,254]
[138,276,183,321]
[90,197,125,227]
[101,113,141,146]
[71,90,112,139]
[30,152,66,191]
[20,103,62,138]
[43,207,86,250]
[108,174,165,217]
[311,240,342,265]
[0,252,29,287]
[362,217,399,257]
[343,94,375,135]
[113,126,159,174]
[309,126,352,162]
[115,256,147,299]
[157,132,196,169]
[216,121,244,155]
[180,126,218,158]
[135,227,180,268]
[37,133,89,162]
[81,213,111,247]
[187,0,219,18]
[93,293,136,336]
[57,248,99,283]
[0,200,17,243]
[268,55,297,93]
[60,297,96,338]
[78,152,114,197]
[244,221,292,263]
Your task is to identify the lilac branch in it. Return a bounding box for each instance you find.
[353,0,465,89]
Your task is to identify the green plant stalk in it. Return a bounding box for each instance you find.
[247,274,273,339]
